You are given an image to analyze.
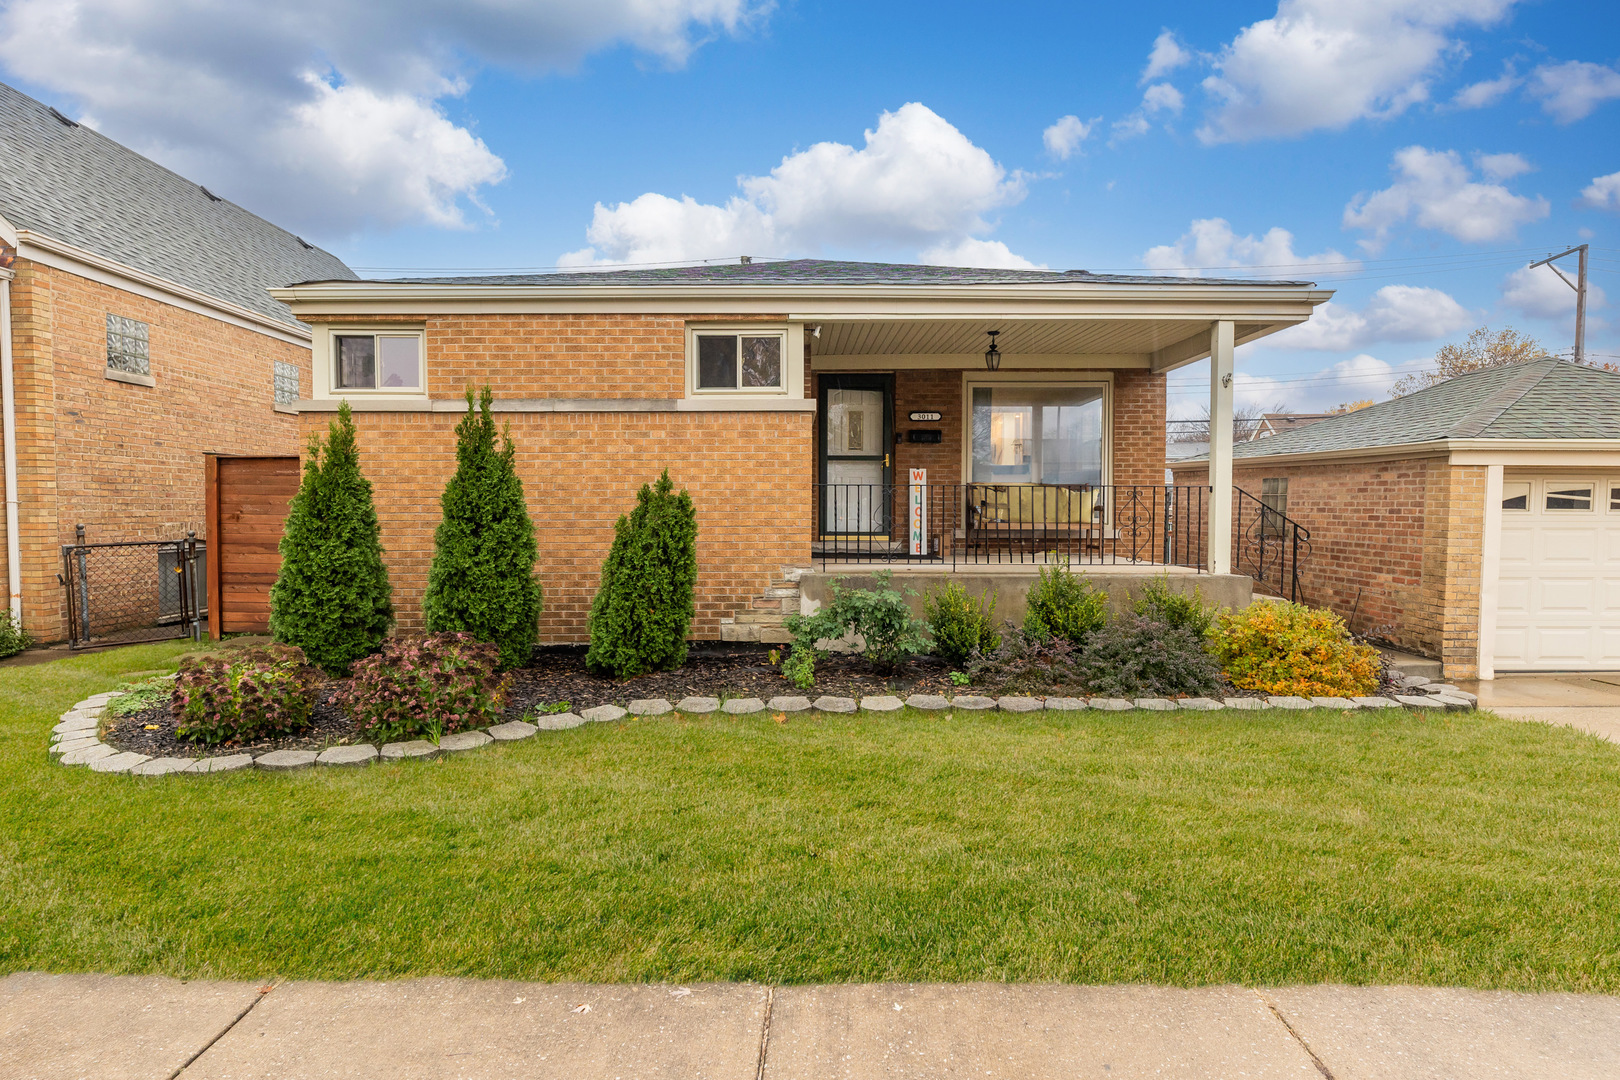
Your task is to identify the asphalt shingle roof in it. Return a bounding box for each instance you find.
[0,81,353,326]
[1227,359,1620,459]
[317,258,1314,289]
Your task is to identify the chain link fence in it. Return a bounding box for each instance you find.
[60,526,207,649]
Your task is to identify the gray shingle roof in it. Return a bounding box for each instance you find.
[320,257,1314,289]
[1226,359,1620,460]
[0,81,353,327]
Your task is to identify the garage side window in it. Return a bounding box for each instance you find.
[1611,485,1620,511]
[1546,484,1592,511]
[1501,481,1530,511]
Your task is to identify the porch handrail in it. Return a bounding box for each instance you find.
[1232,487,1311,602]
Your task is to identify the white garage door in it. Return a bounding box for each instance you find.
[1495,476,1620,670]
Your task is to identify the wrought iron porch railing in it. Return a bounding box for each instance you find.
[1233,487,1311,603]
[813,483,1208,569]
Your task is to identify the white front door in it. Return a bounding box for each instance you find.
[1495,475,1620,670]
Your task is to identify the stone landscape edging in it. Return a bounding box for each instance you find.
[48,675,1477,779]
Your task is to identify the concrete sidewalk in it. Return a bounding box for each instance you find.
[1464,673,1620,744]
[5,974,1620,1079]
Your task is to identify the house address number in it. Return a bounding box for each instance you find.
[908,410,942,422]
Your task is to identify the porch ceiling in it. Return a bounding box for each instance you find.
[811,318,1271,367]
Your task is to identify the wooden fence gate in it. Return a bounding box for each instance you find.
[205,455,300,638]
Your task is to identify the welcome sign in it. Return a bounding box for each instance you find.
[909,468,927,556]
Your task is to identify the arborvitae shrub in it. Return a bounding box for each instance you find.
[1023,562,1109,646]
[585,470,698,678]
[923,581,1000,666]
[269,401,394,675]
[422,386,543,669]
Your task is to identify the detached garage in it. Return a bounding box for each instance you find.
[1171,359,1620,680]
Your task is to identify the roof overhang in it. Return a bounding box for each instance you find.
[1171,437,1620,470]
[268,279,1332,369]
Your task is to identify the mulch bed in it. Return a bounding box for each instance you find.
[100,643,964,760]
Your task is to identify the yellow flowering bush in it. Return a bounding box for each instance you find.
[1209,600,1381,697]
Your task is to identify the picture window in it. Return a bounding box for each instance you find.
[106,314,150,376]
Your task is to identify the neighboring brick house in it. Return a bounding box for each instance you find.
[1173,360,1620,680]
[271,261,1329,644]
[0,81,354,642]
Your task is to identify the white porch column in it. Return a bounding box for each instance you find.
[1207,320,1235,575]
[1477,464,1504,681]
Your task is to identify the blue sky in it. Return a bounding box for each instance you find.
[2,0,1617,419]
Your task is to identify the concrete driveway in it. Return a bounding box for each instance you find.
[1463,672,1620,743]
[6,973,1620,1079]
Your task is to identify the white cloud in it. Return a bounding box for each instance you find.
[1196,0,1518,144]
[1581,171,1620,211]
[1452,67,1520,108]
[1475,151,1532,181]
[920,238,1045,270]
[1143,217,1353,276]
[1109,114,1152,144]
[1142,83,1185,115]
[1527,60,1620,123]
[1264,285,1474,350]
[1043,114,1097,160]
[0,0,760,235]
[1343,146,1549,250]
[1143,30,1192,83]
[561,103,1033,266]
[1501,265,1607,319]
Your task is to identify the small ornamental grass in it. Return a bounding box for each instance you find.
[1211,600,1381,697]
[173,645,321,745]
[338,632,509,743]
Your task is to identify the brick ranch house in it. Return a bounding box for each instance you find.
[270,260,1330,643]
[1173,359,1620,680]
[0,81,354,643]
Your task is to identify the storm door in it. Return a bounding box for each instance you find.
[818,375,893,536]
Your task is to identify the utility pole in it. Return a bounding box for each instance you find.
[1528,244,1588,363]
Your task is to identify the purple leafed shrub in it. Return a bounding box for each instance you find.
[173,645,322,745]
[337,632,509,743]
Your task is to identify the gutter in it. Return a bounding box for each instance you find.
[0,266,19,621]
[1169,436,1620,469]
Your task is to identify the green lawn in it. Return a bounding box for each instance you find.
[3,640,1620,990]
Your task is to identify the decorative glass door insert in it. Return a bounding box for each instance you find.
[823,385,889,534]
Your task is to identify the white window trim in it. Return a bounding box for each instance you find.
[959,371,1114,492]
[1540,476,1598,513]
[684,323,804,399]
[313,326,428,400]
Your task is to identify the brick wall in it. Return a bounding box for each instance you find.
[1173,454,1487,677]
[7,259,309,641]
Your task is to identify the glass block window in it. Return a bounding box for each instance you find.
[106,314,150,376]
[274,360,299,405]
[1260,477,1289,537]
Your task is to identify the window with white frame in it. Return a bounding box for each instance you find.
[691,330,786,392]
[968,383,1106,486]
[106,314,150,376]
[273,359,300,405]
[331,331,422,391]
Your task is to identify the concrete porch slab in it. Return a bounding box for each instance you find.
[0,972,264,1080]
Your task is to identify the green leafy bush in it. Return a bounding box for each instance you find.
[1074,614,1224,698]
[1210,600,1381,697]
[784,571,929,673]
[338,632,510,743]
[782,645,816,690]
[422,387,543,669]
[924,582,1000,666]
[107,675,172,718]
[964,625,1082,694]
[270,401,394,675]
[1023,562,1109,646]
[173,645,322,745]
[586,471,698,678]
[0,608,30,659]
[1133,575,1217,638]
